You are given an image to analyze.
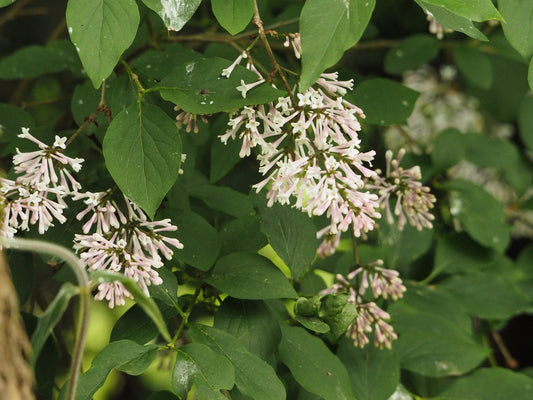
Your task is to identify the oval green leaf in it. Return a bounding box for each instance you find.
[103,102,182,219]
[211,0,254,35]
[499,0,533,60]
[66,0,140,88]
[142,0,201,31]
[385,34,440,76]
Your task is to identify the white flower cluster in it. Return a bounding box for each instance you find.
[321,260,406,349]
[1,129,183,307]
[220,72,382,256]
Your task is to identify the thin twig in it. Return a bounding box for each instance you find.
[252,0,297,107]
[492,331,519,369]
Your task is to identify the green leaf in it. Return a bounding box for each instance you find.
[160,57,285,114]
[162,208,221,270]
[59,340,158,400]
[415,1,488,41]
[441,273,531,320]
[257,203,318,279]
[110,301,177,344]
[453,44,493,89]
[220,215,268,255]
[214,298,281,359]
[519,94,533,152]
[299,0,376,89]
[189,184,254,218]
[499,0,533,60]
[421,0,501,22]
[0,0,15,7]
[103,102,182,218]
[206,252,298,299]
[432,233,497,276]
[211,0,254,35]
[0,44,68,79]
[436,368,533,400]
[389,286,489,377]
[0,103,35,155]
[278,325,355,400]
[349,78,419,125]
[90,270,172,342]
[444,180,511,253]
[173,343,235,400]
[30,283,78,367]
[295,315,331,334]
[431,129,466,172]
[189,324,286,400]
[66,0,140,88]
[210,115,242,183]
[379,222,434,269]
[337,337,400,400]
[142,0,201,31]
[132,43,202,81]
[384,34,440,75]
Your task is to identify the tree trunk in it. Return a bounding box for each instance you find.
[0,250,35,400]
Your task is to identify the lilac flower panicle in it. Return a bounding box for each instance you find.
[1,128,84,238]
[73,195,183,308]
[369,149,436,231]
[221,69,381,255]
[321,260,406,349]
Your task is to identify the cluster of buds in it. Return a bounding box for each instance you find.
[321,260,406,349]
[0,129,183,308]
[369,149,436,231]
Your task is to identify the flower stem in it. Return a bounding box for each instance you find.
[0,237,90,400]
[252,0,298,107]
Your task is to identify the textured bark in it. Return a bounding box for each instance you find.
[0,250,35,400]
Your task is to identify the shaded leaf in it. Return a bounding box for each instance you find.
[206,252,297,299]
[173,343,234,400]
[189,324,286,400]
[349,78,419,125]
[453,44,493,89]
[278,325,355,400]
[385,35,440,75]
[444,180,511,253]
[337,337,400,400]
[499,0,533,60]
[214,298,281,359]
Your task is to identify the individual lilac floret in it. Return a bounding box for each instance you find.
[320,260,405,349]
[73,195,183,308]
[369,149,436,231]
[221,71,380,255]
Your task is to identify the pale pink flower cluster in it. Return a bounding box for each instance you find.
[220,72,381,255]
[320,260,405,349]
[369,149,436,231]
[73,193,183,308]
[0,130,183,308]
[0,128,83,237]
[426,11,452,40]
